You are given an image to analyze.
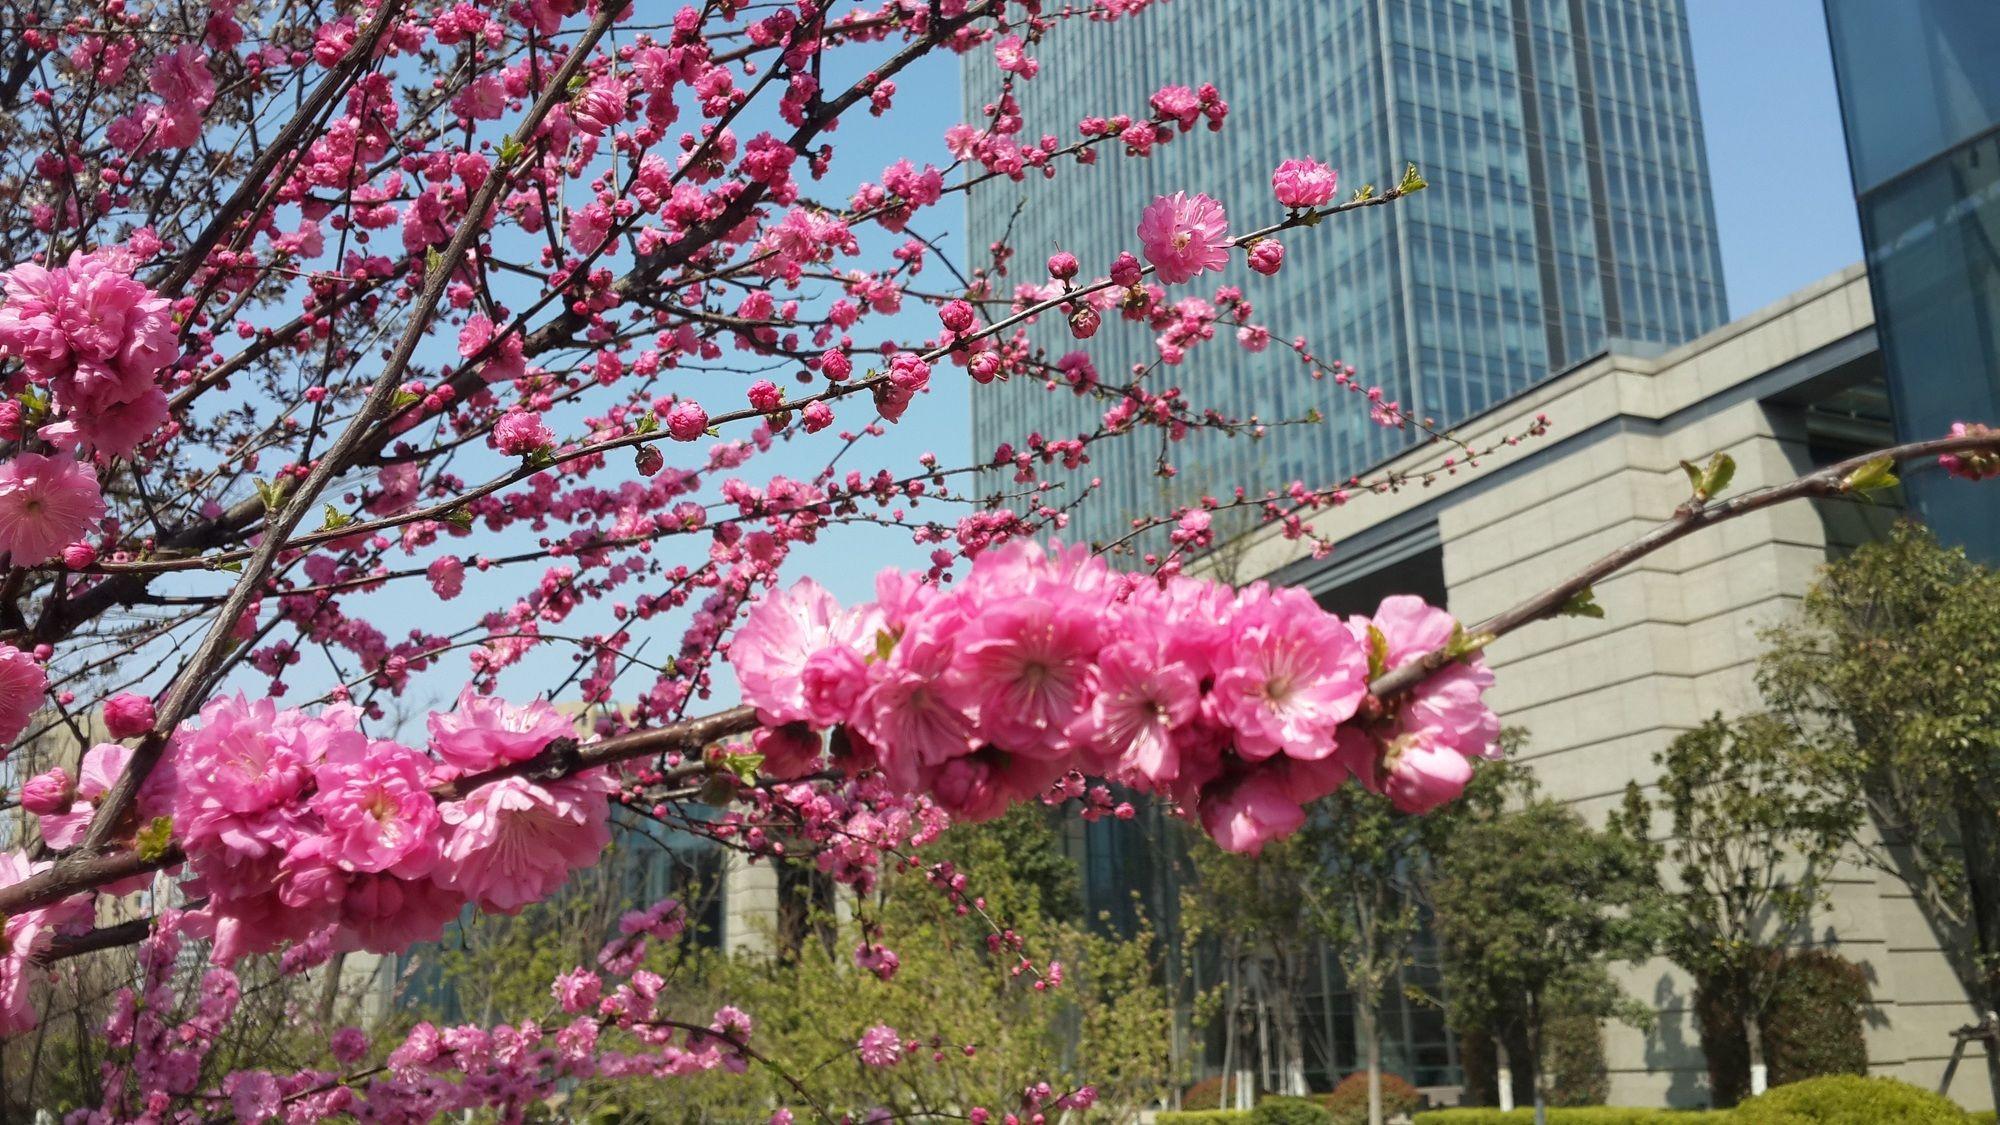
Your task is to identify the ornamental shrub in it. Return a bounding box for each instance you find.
[1185,1075,1254,1111]
[1159,1113,1255,1125]
[1322,1071,1424,1125]
[1731,1074,1968,1124]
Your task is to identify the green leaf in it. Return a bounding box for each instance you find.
[253,477,285,513]
[1842,455,1898,496]
[320,504,354,532]
[1397,163,1428,194]
[443,508,474,530]
[390,388,423,410]
[214,558,245,573]
[1703,453,1736,498]
[135,816,175,862]
[499,136,524,165]
[723,751,765,786]
[1559,586,1606,619]
[1352,183,1377,202]
[1679,452,1736,502]
[634,412,659,434]
[1365,624,1391,681]
[522,448,556,471]
[1443,624,1496,662]
[425,247,444,276]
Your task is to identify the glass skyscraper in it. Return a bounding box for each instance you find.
[966,0,1728,548]
[1824,0,2000,560]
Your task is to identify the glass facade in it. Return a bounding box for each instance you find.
[1825,0,2000,560]
[966,0,1728,549]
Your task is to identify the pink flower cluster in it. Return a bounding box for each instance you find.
[0,851,90,1034]
[1941,421,2000,481]
[0,246,178,459]
[24,689,613,972]
[0,642,46,748]
[730,543,1500,853]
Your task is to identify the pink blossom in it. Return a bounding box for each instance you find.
[1940,421,1999,481]
[666,401,709,440]
[1357,595,1499,760]
[337,873,465,954]
[1209,585,1369,761]
[1136,192,1230,285]
[20,768,70,817]
[102,692,156,739]
[427,687,573,773]
[428,555,466,600]
[493,410,554,455]
[733,578,873,726]
[857,1024,903,1067]
[438,773,617,914]
[0,453,105,566]
[1271,158,1338,208]
[310,738,441,875]
[1070,632,1199,783]
[0,643,46,747]
[1198,769,1305,854]
[553,967,602,1013]
[39,742,133,849]
[331,1027,369,1065]
[1247,239,1284,276]
[570,75,628,135]
[954,593,1102,759]
[1375,734,1474,814]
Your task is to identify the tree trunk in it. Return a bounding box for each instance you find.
[318,949,346,1026]
[1527,991,1549,1125]
[1280,952,1309,1096]
[1222,948,1239,1111]
[1744,1010,1767,1096]
[1496,1037,1515,1112]
[1955,805,2000,1110]
[1360,993,1384,1125]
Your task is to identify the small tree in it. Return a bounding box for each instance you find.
[1182,832,1322,1102]
[1759,521,2000,1106]
[1430,799,1665,1125]
[1618,713,1860,1103]
[1292,758,1519,1125]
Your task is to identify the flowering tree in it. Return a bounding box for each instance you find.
[0,0,1994,1120]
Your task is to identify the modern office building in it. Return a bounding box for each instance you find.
[966,0,1729,548]
[1823,0,2000,560]
[1217,264,1991,1111]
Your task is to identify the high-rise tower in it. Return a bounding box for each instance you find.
[967,0,1729,547]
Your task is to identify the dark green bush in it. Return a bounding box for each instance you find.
[1251,1095,1332,1125]
[1696,951,1871,1106]
[1321,1071,1423,1125]
[1732,1074,1967,1123]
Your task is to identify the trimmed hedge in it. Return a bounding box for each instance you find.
[1252,1096,1332,1125]
[1408,1104,1736,1112]
[1732,1074,1968,1123]
[1415,1075,1975,1124]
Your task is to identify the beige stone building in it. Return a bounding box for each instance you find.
[1217,264,1992,1109]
